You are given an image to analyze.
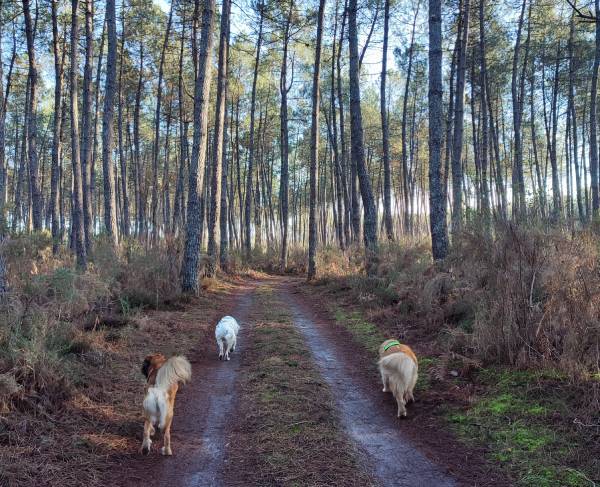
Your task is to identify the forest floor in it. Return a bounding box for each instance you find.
[104,275,509,487]
[4,274,595,486]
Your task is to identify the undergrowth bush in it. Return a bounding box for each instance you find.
[452,224,600,374]
[0,233,185,413]
[312,224,600,378]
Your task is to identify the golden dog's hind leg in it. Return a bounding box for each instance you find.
[380,369,389,392]
[141,419,154,455]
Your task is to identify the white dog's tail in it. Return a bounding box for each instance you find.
[155,356,192,389]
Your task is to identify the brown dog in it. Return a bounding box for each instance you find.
[378,339,418,417]
[140,353,191,455]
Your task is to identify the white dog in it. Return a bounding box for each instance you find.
[215,315,240,361]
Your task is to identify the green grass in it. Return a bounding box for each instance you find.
[448,367,596,487]
[333,309,385,354]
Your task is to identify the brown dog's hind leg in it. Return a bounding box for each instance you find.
[161,412,174,456]
[141,419,154,455]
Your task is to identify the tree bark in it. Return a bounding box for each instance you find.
[590,0,600,216]
[308,0,326,280]
[22,0,42,231]
[118,3,130,237]
[511,0,528,217]
[207,0,231,276]
[151,1,174,244]
[348,0,378,266]
[428,0,448,259]
[479,0,490,224]
[279,0,293,268]
[81,0,94,251]
[70,0,87,268]
[51,0,64,253]
[102,0,119,245]
[181,0,215,293]
[451,0,470,235]
[244,3,264,260]
[380,0,393,240]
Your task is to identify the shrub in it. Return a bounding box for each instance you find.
[451,223,600,374]
[119,236,181,308]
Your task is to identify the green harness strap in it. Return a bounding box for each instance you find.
[383,340,401,352]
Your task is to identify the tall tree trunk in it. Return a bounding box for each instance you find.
[511,0,528,217]
[590,0,600,216]
[380,0,393,240]
[102,0,119,245]
[81,0,94,251]
[207,0,231,276]
[219,100,231,271]
[151,1,174,244]
[173,12,188,234]
[118,3,130,237]
[279,0,293,268]
[244,3,264,260]
[401,1,420,235]
[308,0,326,280]
[22,0,42,231]
[348,0,378,267]
[70,0,86,268]
[550,43,562,219]
[181,0,215,293]
[51,0,64,253]
[329,3,345,250]
[479,0,490,224]
[336,0,351,244]
[133,45,144,237]
[91,19,106,232]
[0,25,15,210]
[451,0,470,235]
[429,0,449,259]
[568,11,584,222]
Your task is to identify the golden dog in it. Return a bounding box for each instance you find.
[378,339,418,418]
[140,353,191,455]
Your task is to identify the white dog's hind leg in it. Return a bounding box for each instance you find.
[231,334,237,352]
[224,339,232,361]
[217,338,224,360]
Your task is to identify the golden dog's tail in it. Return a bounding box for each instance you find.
[155,356,192,389]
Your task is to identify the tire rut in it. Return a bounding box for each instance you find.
[120,284,255,487]
[279,282,456,487]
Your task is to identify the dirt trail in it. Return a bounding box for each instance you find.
[116,277,465,486]
[119,283,256,487]
[279,279,456,487]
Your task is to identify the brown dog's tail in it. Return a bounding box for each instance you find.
[155,356,192,389]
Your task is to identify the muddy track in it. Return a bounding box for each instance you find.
[118,283,256,487]
[279,280,456,487]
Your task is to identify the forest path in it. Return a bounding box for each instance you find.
[277,277,456,486]
[119,276,458,486]
[119,279,258,487]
